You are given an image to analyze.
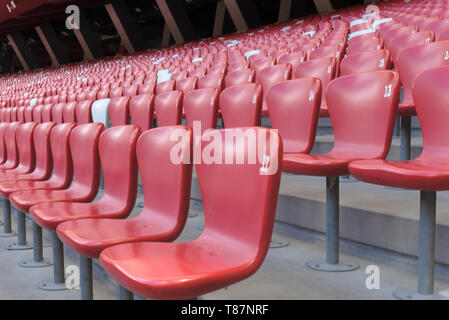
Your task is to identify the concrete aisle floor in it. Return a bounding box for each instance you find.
[0,200,449,300]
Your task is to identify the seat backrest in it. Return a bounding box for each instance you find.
[137,126,193,239]
[4,108,11,122]
[109,87,123,98]
[91,99,111,128]
[138,81,156,95]
[97,88,110,100]
[75,100,93,124]
[256,64,292,110]
[278,51,306,74]
[439,27,449,41]
[184,88,219,135]
[346,38,383,56]
[327,71,400,159]
[68,123,103,199]
[196,127,282,258]
[220,83,262,128]
[340,50,392,76]
[396,40,449,105]
[422,19,449,40]
[123,84,139,97]
[17,107,25,123]
[156,79,176,95]
[10,107,17,122]
[198,74,224,93]
[267,78,321,154]
[129,94,155,132]
[0,123,8,164]
[49,123,76,187]
[32,122,56,179]
[24,107,34,122]
[389,31,434,63]
[15,122,37,172]
[98,125,140,214]
[154,90,182,127]
[176,77,198,94]
[32,105,43,123]
[51,103,64,124]
[3,122,20,168]
[41,104,53,122]
[62,102,77,123]
[294,57,336,107]
[412,66,449,160]
[224,69,255,88]
[108,96,130,126]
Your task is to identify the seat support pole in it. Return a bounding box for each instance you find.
[6,209,32,250]
[119,285,133,300]
[400,116,411,161]
[0,198,15,237]
[418,190,436,295]
[80,255,93,300]
[37,232,67,291]
[18,222,52,268]
[306,176,359,272]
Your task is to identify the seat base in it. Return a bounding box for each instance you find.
[393,288,447,300]
[269,238,289,249]
[6,242,33,250]
[306,259,360,272]
[37,280,69,291]
[18,258,52,268]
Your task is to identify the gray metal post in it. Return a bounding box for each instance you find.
[400,116,411,161]
[80,256,93,300]
[306,176,359,272]
[326,176,339,264]
[6,209,32,250]
[119,285,133,300]
[38,232,67,291]
[0,198,15,237]
[418,191,436,295]
[19,222,52,268]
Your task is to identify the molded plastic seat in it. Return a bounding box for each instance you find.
[396,41,449,116]
[123,85,139,97]
[340,50,392,76]
[32,105,43,123]
[284,71,400,176]
[294,58,336,117]
[256,64,292,116]
[267,78,321,154]
[224,69,255,88]
[99,127,282,300]
[184,88,219,135]
[175,77,197,94]
[156,79,176,95]
[109,96,130,126]
[0,122,20,170]
[91,99,111,127]
[138,82,156,95]
[110,87,124,98]
[198,74,224,93]
[75,100,93,124]
[349,66,449,190]
[129,94,154,131]
[0,123,75,198]
[154,91,182,127]
[0,123,7,164]
[346,39,383,56]
[277,51,306,73]
[439,27,449,41]
[389,31,434,65]
[56,126,192,258]
[41,104,53,122]
[62,102,77,123]
[220,83,262,127]
[9,123,103,212]
[51,103,64,124]
[30,125,140,231]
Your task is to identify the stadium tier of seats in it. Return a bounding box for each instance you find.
[1,0,449,300]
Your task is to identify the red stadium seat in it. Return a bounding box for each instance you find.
[0,123,7,164]
[129,94,155,131]
[267,78,321,154]
[184,88,219,134]
[0,122,20,170]
[340,50,392,76]
[220,83,262,127]
[175,77,198,94]
[348,66,449,299]
[224,69,255,88]
[283,71,399,271]
[75,100,94,124]
[198,74,224,93]
[32,105,43,123]
[389,31,434,64]
[156,79,176,95]
[41,104,53,122]
[100,127,282,300]
[278,51,307,73]
[294,57,336,117]
[62,102,77,123]
[154,91,182,127]
[109,96,130,126]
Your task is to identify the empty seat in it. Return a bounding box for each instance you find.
[109,87,124,98]
[198,74,224,93]
[220,83,262,127]
[32,105,43,123]
[41,104,53,123]
[123,85,139,97]
[224,69,255,88]
[184,88,219,135]
[100,127,282,300]
[340,50,392,76]
[91,99,111,127]
[109,96,130,126]
[129,94,155,131]
[154,91,182,127]
[175,77,198,94]
[389,31,435,64]
[62,102,77,123]
[0,122,20,170]
[76,100,94,124]
[256,64,292,116]
[278,51,307,74]
[294,57,336,117]
[267,78,321,154]
[51,103,65,124]
[156,79,176,95]
[138,82,156,95]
